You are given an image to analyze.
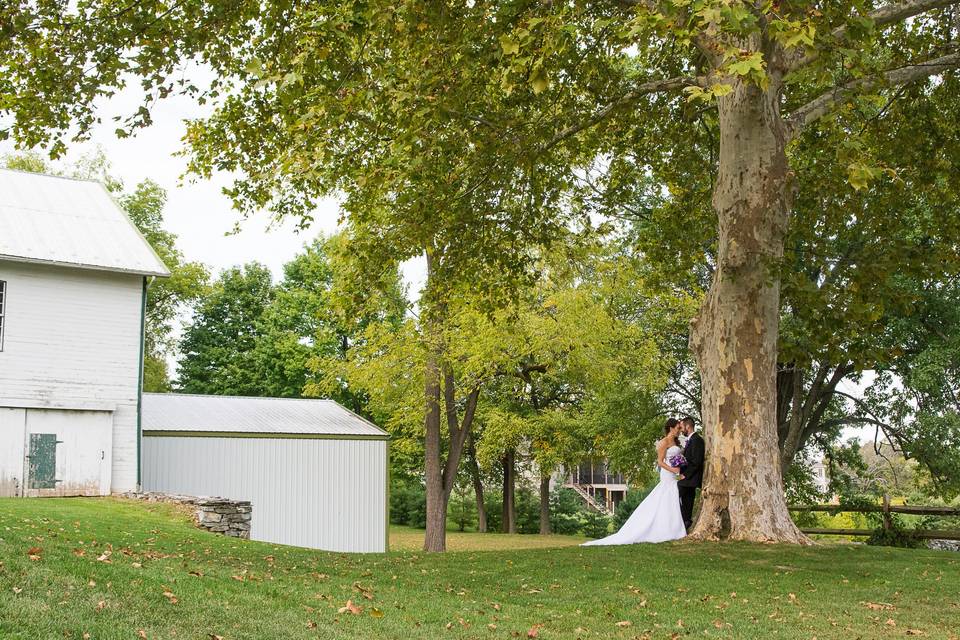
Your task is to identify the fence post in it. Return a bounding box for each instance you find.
[882,494,892,533]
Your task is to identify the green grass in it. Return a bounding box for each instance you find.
[1,498,958,640]
[389,526,589,552]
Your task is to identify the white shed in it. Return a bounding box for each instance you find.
[0,169,169,498]
[141,393,390,553]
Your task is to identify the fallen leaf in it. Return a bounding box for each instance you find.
[132,562,142,569]
[95,600,106,612]
[163,590,179,605]
[906,631,926,636]
[487,623,497,630]
[615,620,632,628]
[137,631,147,639]
[189,570,203,577]
[96,550,112,563]
[370,608,384,618]
[337,599,361,615]
[886,619,897,627]
[73,549,86,557]
[208,635,224,640]
[12,587,22,594]
[27,547,42,560]
[527,626,540,638]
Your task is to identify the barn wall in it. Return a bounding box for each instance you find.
[0,261,142,492]
[142,436,388,553]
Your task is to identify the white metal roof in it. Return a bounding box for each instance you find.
[0,169,170,277]
[142,393,390,439]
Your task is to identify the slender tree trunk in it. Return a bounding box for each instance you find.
[466,434,487,533]
[539,474,551,535]
[502,450,516,534]
[423,329,447,551]
[689,75,809,544]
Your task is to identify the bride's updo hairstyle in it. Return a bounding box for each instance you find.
[663,417,680,445]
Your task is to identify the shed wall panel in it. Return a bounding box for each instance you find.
[0,261,142,492]
[142,436,387,553]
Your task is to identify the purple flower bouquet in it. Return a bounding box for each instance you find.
[668,453,687,469]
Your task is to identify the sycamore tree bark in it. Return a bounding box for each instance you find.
[688,67,809,543]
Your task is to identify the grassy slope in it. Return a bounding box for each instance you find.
[0,498,957,640]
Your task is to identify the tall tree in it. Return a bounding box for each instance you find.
[177,263,274,395]
[5,0,960,544]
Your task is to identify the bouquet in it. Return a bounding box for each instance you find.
[668,453,687,469]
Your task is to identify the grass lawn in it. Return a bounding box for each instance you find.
[389,526,589,552]
[1,498,958,640]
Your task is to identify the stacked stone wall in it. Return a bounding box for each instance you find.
[124,492,252,539]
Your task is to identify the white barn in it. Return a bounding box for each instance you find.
[0,169,169,497]
[141,393,390,553]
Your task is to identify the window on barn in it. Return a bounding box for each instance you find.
[0,280,5,351]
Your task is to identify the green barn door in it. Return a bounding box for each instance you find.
[28,433,60,490]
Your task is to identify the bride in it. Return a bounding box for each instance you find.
[581,418,687,546]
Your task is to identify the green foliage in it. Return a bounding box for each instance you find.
[548,488,584,536]
[580,509,612,540]
[389,476,427,529]
[177,263,274,395]
[514,488,542,535]
[866,515,925,549]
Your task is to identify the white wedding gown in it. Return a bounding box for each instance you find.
[581,445,687,546]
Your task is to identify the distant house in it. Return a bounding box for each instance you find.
[141,393,389,553]
[0,169,169,497]
[811,457,830,494]
[560,459,629,515]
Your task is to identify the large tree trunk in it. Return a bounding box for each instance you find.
[466,434,488,533]
[689,76,808,544]
[502,450,516,534]
[539,474,551,535]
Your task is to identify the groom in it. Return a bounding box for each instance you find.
[677,416,704,532]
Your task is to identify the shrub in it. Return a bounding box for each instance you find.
[581,509,611,539]
[550,488,585,535]
[390,477,426,528]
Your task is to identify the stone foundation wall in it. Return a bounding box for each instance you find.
[124,492,252,539]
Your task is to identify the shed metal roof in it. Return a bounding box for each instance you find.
[142,393,389,439]
[0,169,170,277]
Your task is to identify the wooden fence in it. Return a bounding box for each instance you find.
[789,495,960,540]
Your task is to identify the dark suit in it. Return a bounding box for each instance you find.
[677,432,704,530]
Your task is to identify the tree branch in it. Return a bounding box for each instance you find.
[539,75,702,153]
[789,0,960,71]
[841,0,960,37]
[788,50,960,135]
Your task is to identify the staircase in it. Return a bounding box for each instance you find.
[569,483,613,516]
